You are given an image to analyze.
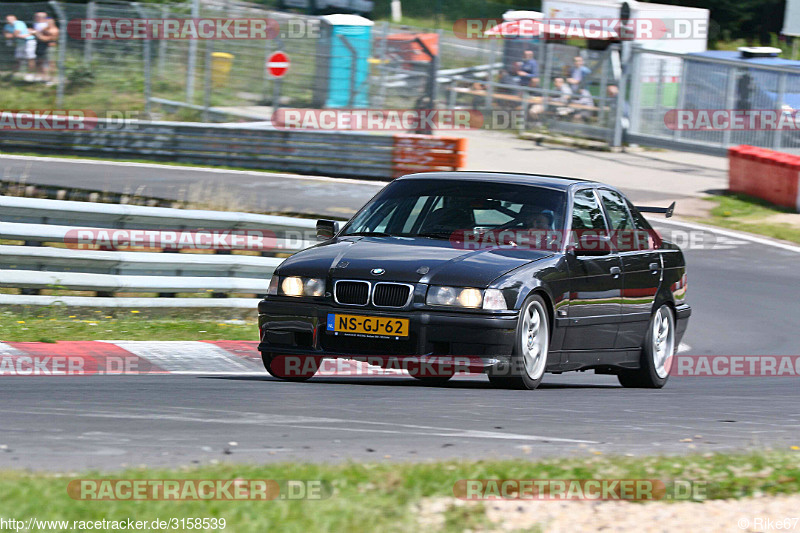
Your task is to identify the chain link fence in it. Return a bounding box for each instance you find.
[628,47,800,154]
[443,42,620,142]
[1,1,498,121]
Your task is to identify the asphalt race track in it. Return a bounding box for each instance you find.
[1,219,798,471]
[1,158,799,471]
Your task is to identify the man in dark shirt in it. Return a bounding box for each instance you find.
[517,49,540,87]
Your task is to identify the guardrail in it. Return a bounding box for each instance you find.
[0,195,322,308]
[0,119,466,180]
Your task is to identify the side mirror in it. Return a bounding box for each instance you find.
[316,219,340,241]
[570,234,613,256]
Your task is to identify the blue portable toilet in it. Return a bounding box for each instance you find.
[314,14,373,108]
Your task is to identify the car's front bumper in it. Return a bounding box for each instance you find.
[257,298,518,363]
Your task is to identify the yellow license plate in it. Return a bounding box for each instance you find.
[327,313,409,338]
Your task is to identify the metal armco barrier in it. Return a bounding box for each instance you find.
[729,145,800,213]
[0,119,466,179]
[0,195,321,308]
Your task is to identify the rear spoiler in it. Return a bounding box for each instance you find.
[635,201,675,218]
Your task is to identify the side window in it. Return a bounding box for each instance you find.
[599,189,636,252]
[571,189,607,231]
[599,189,634,230]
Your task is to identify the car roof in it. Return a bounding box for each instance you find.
[397,171,596,191]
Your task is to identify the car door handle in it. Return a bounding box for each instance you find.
[610,266,621,278]
[649,262,660,274]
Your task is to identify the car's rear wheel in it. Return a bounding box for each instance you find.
[488,294,549,390]
[261,353,320,382]
[618,304,675,388]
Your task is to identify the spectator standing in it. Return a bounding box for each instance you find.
[566,56,591,92]
[34,15,58,83]
[3,14,36,76]
[607,84,630,131]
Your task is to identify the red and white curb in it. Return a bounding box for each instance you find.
[0,341,405,377]
[0,340,695,377]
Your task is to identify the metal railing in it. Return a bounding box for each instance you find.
[627,47,800,155]
[0,195,320,308]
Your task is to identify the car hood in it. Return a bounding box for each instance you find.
[278,236,554,287]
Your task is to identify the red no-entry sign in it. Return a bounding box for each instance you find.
[267,51,290,78]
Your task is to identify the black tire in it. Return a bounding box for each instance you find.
[405,361,454,386]
[618,304,675,389]
[261,353,320,382]
[487,294,550,390]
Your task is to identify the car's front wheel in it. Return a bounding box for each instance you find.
[618,304,675,388]
[261,353,320,382]
[488,294,549,390]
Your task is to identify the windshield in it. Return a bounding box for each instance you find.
[341,179,566,240]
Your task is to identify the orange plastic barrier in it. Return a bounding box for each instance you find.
[385,33,439,63]
[391,134,467,178]
[728,145,800,212]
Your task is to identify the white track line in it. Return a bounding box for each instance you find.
[0,154,386,186]
[16,407,598,444]
[0,342,26,356]
[655,218,800,254]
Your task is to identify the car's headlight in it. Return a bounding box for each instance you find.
[426,286,483,308]
[426,286,508,310]
[269,275,325,297]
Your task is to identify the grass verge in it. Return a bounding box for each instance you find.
[695,193,800,245]
[0,309,257,342]
[0,451,798,532]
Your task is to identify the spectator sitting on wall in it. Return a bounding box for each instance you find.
[499,62,522,89]
[552,77,574,117]
[517,50,540,88]
[4,14,36,76]
[566,55,591,92]
[573,89,595,122]
[553,77,573,102]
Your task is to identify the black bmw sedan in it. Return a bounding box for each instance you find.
[257,172,691,390]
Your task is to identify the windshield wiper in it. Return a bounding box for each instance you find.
[343,231,393,237]
[413,232,453,240]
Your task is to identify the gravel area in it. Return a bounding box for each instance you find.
[418,494,800,532]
